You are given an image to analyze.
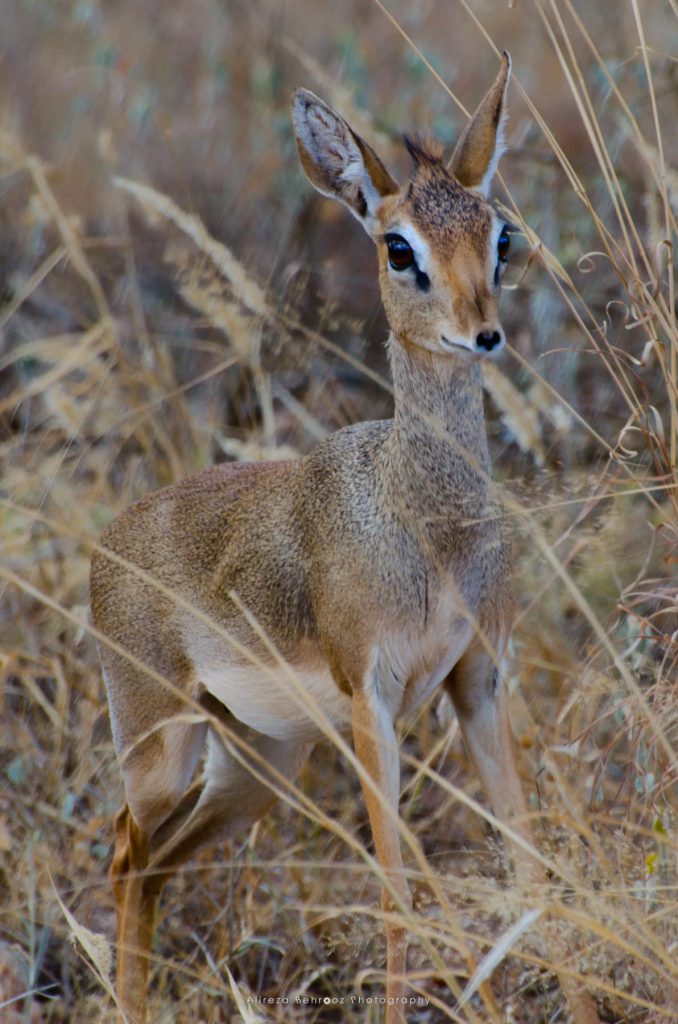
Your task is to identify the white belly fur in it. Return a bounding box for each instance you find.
[192,614,472,744]
[197,657,353,743]
[189,577,474,743]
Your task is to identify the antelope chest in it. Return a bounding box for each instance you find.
[379,592,475,721]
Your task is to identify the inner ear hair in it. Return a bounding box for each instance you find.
[448,51,511,194]
[293,88,397,228]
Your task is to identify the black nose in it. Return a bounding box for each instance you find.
[475,330,502,351]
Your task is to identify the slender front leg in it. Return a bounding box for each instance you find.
[446,642,600,1024]
[352,687,410,1024]
[446,644,536,882]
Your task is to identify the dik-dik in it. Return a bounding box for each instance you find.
[91,54,600,1024]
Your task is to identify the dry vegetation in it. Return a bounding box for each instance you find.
[1,0,677,1021]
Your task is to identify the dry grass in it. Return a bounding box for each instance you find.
[1,1,677,1021]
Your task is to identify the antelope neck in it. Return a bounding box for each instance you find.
[383,337,492,515]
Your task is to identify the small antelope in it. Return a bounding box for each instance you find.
[91,55,599,1024]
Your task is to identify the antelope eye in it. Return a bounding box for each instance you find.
[385,234,414,272]
[497,227,511,262]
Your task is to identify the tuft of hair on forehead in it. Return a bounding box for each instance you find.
[403,134,445,170]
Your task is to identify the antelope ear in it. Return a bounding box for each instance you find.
[448,52,511,196]
[293,88,398,235]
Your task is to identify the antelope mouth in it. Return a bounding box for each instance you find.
[440,335,473,354]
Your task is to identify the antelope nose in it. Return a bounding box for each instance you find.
[476,329,502,352]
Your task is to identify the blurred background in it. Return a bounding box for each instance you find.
[1,1,676,1021]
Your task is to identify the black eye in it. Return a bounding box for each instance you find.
[385,233,414,272]
[497,227,511,263]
